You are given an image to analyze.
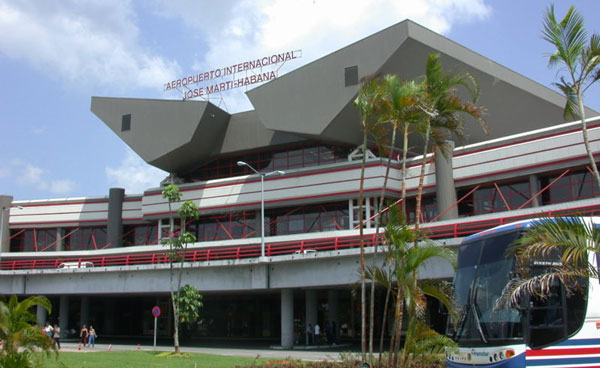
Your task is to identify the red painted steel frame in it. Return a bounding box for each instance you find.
[3,203,600,271]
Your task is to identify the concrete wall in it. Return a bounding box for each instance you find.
[0,245,457,296]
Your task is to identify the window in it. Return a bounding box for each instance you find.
[525,276,587,348]
[183,143,351,182]
[121,114,131,131]
[540,168,600,205]
[344,66,358,87]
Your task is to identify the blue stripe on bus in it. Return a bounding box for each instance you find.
[555,338,600,346]
[527,356,600,366]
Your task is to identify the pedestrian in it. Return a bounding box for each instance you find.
[326,322,333,345]
[52,324,61,349]
[314,322,321,345]
[80,325,89,347]
[306,323,313,345]
[43,322,53,339]
[88,325,97,347]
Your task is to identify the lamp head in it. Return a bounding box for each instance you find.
[237,161,246,167]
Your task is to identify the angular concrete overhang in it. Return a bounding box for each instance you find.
[91,97,231,173]
[247,20,598,146]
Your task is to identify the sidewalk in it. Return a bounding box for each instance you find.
[58,342,350,361]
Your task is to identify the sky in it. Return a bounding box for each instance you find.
[1,0,599,201]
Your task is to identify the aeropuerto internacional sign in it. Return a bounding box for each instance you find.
[164,50,302,100]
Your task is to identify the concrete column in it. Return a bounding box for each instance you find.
[37,304,47,327]
[107,188,125,248]
[328,290,339,343]
[529,174,540,207]
[59,295,69,338]
[281,289,294,349]
[80,296,90,328]
[0,195,14,254]
[56,228,64,251]
[435,141,458,221]
[305,289,318,344]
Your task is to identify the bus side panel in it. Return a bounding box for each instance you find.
[525,276,600,367]
[447,353,525,368]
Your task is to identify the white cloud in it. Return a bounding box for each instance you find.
[156,0,491,112]
[50,179,76,195]
[9,160,76,195]
[105,149,168,195]
[0,0,180,91]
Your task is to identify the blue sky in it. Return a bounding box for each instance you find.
[1,0,599,201]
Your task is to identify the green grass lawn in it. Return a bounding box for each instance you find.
[39,350,276,368]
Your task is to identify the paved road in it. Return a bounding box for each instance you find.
[59,342,352,361]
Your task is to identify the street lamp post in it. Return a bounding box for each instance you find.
[237,161,285,258]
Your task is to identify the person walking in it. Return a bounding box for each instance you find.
[314,323,321,345]
[52,324,61,349]
[88,325,97,347]
[80,325,89,347]
[305,323,313,345]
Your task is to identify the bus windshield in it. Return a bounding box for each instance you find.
[449,229,523,346]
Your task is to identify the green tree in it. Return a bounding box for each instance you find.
[543,5,600,189]
[499,216,600,308]
[354,75,386,361]
[382,206,457,368]
[0,295,56,368]
[162,184,203,354]
[414,54,486,231]
[367,76,423,360]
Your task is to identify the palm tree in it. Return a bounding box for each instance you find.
[543,5,600,189]
[413,54,486,231]
[0,295,56,368]
[354,75,385,361]
[499,216,600,309]
[367,75,422,359]
[383,206,457,367]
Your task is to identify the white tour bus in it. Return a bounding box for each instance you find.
[446,218,600,367]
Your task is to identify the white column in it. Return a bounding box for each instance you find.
[36,304,47,327]
[305,289,318,345]
[281,289,294,348]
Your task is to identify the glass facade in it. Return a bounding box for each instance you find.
[9,164,600,253]
[64,227,108,251]
[540,168,600,205]
[457,180,531,217]
[183,143,350,182]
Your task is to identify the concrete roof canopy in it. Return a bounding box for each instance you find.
[91,20,598,174]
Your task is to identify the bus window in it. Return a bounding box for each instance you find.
[525,276,587,349]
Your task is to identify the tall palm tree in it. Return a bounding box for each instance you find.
[354,75,385,360]
[499,216,600,309]
[367,75,423,359]
[413,54,486,231]
[0,295,56,368]
[543,5,600,189]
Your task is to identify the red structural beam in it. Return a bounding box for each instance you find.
[2,202,600,271]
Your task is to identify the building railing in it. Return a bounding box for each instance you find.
[2,202,599,271]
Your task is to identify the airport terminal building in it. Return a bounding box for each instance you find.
[1,20,599,347]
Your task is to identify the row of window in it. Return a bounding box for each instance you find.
[183,143,350,182]
[9,203,349,252]
[9,168,599,252]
